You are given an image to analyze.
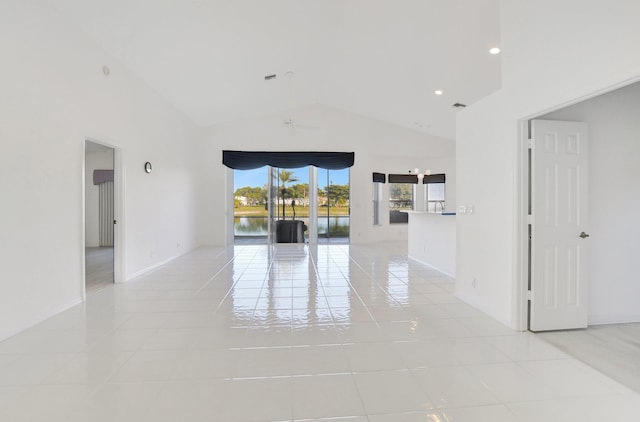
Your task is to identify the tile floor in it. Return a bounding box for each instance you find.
[2,243,640,421]
[537,322,640,394]
[85,247,114,292]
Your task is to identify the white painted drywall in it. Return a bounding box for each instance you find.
[456,91,515,326]
[456,0,640,328]
[84,149,113,247]
[501,0,640,118]
[199,103,456,246]
[540,82,640,324]
[0,1,204,341]
[407,213,456,277]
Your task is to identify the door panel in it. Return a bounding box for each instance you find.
[530,119,589,331]
[267,166,279,245]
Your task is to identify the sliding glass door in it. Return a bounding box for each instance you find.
[268,166,279,245]
[317,168,350,243]
[232,165,350,245]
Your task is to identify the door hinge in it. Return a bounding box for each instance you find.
[527,214,533,225]
[527,290,533,301]
[528,138,534,149]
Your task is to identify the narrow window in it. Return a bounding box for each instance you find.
[372,172,385,225]
[387,174,417,224]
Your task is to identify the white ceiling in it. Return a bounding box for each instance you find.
[47,0,502,139]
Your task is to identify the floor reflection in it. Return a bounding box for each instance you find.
[226,243,450,331]
[4,243,635,421]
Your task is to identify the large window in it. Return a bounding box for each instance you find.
[389,183,413,224]
[233,167,268,240]
[427,183,445,212]
[388,173,418,224]
[317,168,350,240]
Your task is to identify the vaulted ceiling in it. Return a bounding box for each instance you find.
[46,0,501,139]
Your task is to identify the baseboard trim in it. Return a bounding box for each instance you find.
[408,255,455,278]
[0,297,83,343]
[588,316,640,326]
[125,247,197,282]
[454,290,515,330]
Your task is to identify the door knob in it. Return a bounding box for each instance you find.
[579,232,590,239]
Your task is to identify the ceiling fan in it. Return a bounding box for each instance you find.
[281,117,318,130]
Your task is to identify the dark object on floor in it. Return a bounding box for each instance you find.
[276,220,307,243]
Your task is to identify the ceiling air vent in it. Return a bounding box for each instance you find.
[452,103,467,109]
[264,74,277,81]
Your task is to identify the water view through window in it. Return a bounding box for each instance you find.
[233,166,349,241]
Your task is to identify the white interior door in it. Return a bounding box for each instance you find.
[530,119,589,331]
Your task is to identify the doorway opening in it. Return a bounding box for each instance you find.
[84,140,115,292]
[524,82,640,332]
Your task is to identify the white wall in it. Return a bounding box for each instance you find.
[0,1,204,341]
[408,213,456,277]
[199,104,456,246]
[456,91,515,325]
[85,149,113,247]
[540,82,640,324]
[501,0,640,118]
[456,0,640,329]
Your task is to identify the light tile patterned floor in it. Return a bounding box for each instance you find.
[537,322,640,394]
[85,247,114,292]
[1,243,639,421]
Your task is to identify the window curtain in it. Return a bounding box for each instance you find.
[388,174,418,184]
[93,170,114,185]
[422,174,446,184]
[372,172,386,183]
[222,151,354,170]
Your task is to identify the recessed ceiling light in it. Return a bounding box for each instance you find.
[489,47,501,55]
[434,90,443,96]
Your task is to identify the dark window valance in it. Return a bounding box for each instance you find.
[372,172,386,183]
[222,151,354,170]
[423,174,446,184]
[388,174,418,184]
[93,170,114,185]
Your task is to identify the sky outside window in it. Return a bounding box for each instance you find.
[234,167,349,190]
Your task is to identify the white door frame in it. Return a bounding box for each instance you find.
[82,138,126,300]
[308,166,318,243]
[514,76,640,332]
[225,167,234,246]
